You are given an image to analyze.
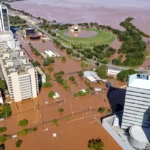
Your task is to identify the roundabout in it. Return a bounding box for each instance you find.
[57,28,115,47]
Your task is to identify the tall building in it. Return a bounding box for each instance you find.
[0,5,10,32]
[36,66,46,84]
[0,31,16,49]
[121,74,150,130]
[0,40,39,102]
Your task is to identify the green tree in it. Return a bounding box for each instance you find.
[32,61,41,67]
[88,138,104,150]
[48,91,55,98]
[69,76,75,81]
[0,103,12,118]
[42,82,53,88]
[66,48,73,54]
[0,127,6,133]
[18,129,28,136]
[78,91,86,96]
[81,61,88,69]
[117,69,138,82]
[47,57,55,63]
[46,74,51,81]
[51,119,58,126]
[16,140,22,148]
[78,71,84,77]
[43,59,49,66]
[18,119,28,126]
[58,108,64,113]
[48,66,54,72]
[61,56,66,62]
[0,135,7,143]
[96,65,108,79]
[0,80,6,92]
[97,107,106,114]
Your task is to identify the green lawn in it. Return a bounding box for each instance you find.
[57,28,115,47]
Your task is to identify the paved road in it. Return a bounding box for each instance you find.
[10,13,150,74]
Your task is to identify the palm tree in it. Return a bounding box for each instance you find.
[98,107,106,114]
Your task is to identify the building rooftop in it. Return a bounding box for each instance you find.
[128,74,150,90]
[129,125,150,143]
[0,44,34,75]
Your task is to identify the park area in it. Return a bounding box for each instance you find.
[57,28,115,48]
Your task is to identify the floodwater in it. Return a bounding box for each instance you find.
[10,0,150,34]
[5,117,122,150]
[64,30,98,38]
[3,34,125,150]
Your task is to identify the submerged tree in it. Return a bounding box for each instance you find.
[88,138,104,150]
[97,107,106,114]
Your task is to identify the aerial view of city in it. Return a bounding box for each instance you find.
[0,0,150,150]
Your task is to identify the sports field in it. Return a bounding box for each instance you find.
[57,28,115,46]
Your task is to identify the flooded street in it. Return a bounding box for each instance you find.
[2,34,125,150]
[5,118,122,150]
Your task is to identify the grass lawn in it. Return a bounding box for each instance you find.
[57,28,115,47]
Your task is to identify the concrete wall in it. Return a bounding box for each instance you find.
[102,117,134,150]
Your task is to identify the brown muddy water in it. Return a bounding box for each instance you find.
[10,0,150,35]
[3,34,125,150]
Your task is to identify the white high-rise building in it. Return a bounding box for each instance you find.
[0,40,39,102]
[121,74,150,130]
[0,5,10,32]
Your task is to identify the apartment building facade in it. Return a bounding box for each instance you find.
[121,74,150,130]
[35,66,46,84]
[0,5,10,32]
[0,46,39,102]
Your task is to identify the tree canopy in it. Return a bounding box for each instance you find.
[96,65,108,79]
[97,107,106,114]
[32,61,41,67]
[88,138,104,150]
[0,80,6,92]
[18,119,28,126]
[0,103,12,118]
[117,69,138,82]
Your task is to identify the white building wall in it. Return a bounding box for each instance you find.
[19,74,32,100]
[121,86,150,129]
[10,72,22,102]
[107,69,121,75]
[28,68,38,98]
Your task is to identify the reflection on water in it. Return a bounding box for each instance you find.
[64,30,98,38]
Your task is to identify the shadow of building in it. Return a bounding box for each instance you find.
[107,87,126,113]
